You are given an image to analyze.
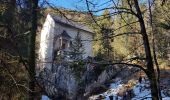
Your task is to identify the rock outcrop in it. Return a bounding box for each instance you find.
[37,62,140,100]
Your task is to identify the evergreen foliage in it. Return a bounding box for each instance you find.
[70,32,85,60]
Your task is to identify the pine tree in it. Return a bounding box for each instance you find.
[98,9,113,60]
[70,32,85,60]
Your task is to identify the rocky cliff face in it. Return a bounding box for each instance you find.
[37,62,140,100]
[37,64,78,99]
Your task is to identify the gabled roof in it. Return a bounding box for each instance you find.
[49,14,94,34]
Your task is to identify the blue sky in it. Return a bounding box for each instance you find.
[43,0,147,9]
[40,0,147,15]
[46,0,112,10]
[40,0,113,15]
[47,0,84,10]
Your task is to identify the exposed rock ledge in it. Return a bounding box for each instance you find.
[37,62,140,100]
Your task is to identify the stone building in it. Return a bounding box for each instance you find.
[38,14,94,69]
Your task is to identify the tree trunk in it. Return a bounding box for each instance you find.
[6,0,16,37]
[133,0,159,100]
[28,0,38,100]
[148,0,162,99]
